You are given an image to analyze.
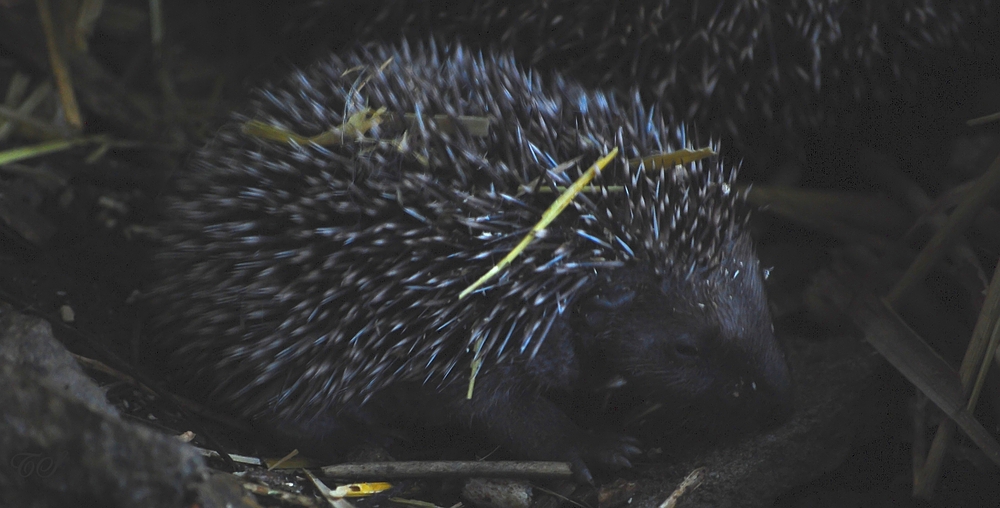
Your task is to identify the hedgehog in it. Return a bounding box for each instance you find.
[286,0,998,174]
[147,40,793,480]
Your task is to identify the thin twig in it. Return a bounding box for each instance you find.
[321,461,573,480]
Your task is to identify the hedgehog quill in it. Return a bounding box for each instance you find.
[148,41,793,480]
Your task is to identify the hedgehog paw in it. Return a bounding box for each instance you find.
[569,431,642,484]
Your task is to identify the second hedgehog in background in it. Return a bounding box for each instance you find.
[147,41,793,481]
[306,0,998,172]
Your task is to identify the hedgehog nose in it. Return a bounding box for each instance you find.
[763,385,794,426]
[757,365,794,426]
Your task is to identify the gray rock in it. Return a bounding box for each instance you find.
[0,304,218,507]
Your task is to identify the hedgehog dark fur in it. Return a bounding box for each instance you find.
[148,40,792,478]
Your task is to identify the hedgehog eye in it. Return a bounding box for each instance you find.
[577,287,637,328]
[669,333,701,360]
[673,342,700,359]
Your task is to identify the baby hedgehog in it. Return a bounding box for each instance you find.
[148,41,792,480]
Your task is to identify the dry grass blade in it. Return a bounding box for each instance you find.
[402,113,489,137]
[266,449,300,471]
[628,147,715,169]
[659,467,705,508]
[966,111,1000,126]
[0,136,107,165]
[815,263,1000,475]
[36,0,83,131]
[0,73,31,140]
[886,150,1000,306]
[747,185,909,234]
[303,469,358,507]
[913,258,1000,497]
[242,107,389,145]
[458,147,620,300]
[0,103,66,139]
[242,110,490,146]
[73,0,106,51]
[745,185,901,253]
[848,295,1000,467]
[463,148,619,398]
[328,482,392,498]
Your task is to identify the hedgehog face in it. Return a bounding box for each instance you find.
[574,249,792,439]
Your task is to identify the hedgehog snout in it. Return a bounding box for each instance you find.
[718,327,794,430]
[749,336,794,425]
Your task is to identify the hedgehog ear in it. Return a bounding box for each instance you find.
[576,286,637,329]
[588,288,637,310]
